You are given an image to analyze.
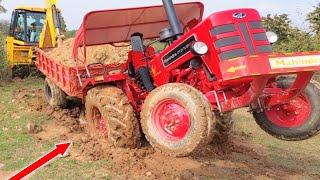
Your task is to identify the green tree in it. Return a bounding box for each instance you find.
[0,20,9,33]
[262,14,292,42]
[272,29,319,52]
[307,3,320,34]
[263,14,320,52]
[0,0,7,71]
[64,30,77,38]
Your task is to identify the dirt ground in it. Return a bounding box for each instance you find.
[1,83,319,180]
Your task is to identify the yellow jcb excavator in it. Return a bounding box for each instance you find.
[5,0,65,77]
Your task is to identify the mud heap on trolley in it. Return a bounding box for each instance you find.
[46,38,131,66]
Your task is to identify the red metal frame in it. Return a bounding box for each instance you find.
[36,48,128,99]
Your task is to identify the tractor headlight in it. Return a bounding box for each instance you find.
[266,31,278,44]
[192,41,208,55]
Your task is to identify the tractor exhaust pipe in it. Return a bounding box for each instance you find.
[162,0,183,39]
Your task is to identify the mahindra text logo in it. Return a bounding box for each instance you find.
[233,12,246,19]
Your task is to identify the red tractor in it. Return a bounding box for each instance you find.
[36,0,320,157]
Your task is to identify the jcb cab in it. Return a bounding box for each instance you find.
[37,0,320,157]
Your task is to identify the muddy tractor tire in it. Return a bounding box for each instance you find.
[213,113,234,143]
[44,78,67,107]
[253,78,320,141]
[141,83,215,157]
[85,86,141,148]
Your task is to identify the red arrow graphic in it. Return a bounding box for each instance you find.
[10,142,72,180]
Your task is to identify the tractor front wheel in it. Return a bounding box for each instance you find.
[141,83,215,157]
[253,78,320,141]
[85,86,141,148]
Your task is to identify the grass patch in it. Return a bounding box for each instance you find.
[31,159,111,180]
[0,77,50,171]
[0,77,113,179]
[233,109,320,175]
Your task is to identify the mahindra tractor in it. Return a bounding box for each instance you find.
[36,0,320,157]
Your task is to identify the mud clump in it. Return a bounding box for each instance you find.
[45,38,131,67]
[14,88,84,137]
[77,136,107,161]
[46,106,83,133]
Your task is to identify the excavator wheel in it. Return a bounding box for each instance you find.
[85,86,141,148]
[12,65,31,79]
[253,78,320,141]
[141,83,215,157]
[44,78,67,107]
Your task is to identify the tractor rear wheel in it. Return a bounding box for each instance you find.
[141,83,215,157]
[44,78,67,107]
[253,78,320,141]
[85,86,141,148]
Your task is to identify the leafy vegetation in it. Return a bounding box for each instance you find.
[0,1,8,74]
[0,0,6,14]
[0,20,9,70]
[307,3,320,34]
[263,4,320,53]
[64,30,77,38]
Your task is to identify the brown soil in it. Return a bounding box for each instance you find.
[45,38,131,67]
[12,87,311,179]
[0,171,16,179]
